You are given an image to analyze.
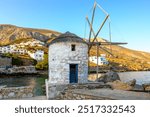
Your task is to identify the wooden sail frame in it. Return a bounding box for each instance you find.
[86,1,127,79]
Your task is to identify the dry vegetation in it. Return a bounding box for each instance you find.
[89,44,150,71]
[1,24,150,71]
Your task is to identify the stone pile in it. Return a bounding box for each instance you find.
[96,71,138,91]
[0,86,34,99]
[142,83,150,91]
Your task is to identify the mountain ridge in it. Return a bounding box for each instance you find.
[0,24,61,45]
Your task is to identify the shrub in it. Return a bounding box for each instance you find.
[35,54,48,70]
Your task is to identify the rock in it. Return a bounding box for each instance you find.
[107,80,133,91]
[96,71,120,83]
[0,95,3,99]
[8,92,15,98]
[133,84,144,91]
[126,79,136,87]
[3,95,8,99]
[87,82,111,89]
[142,83,150,91]
[22,94,27,98]
[0,85,7,89]
[27,93,33,98]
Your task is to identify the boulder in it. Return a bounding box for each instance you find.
[142,83,150,91]
[96,71,120,83]
[8,92,15,98]
[0,85,7,89]
[0,94,3,99]
[133,84,144,91]
[126,79,136,87]
[107,80,133,91]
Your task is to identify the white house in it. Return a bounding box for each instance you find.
[0,47,2,53]
[14,49,27,54]
[0,45,27,55]
[89,54,109,65]
[28,50,44,61]
[0,46,11,53]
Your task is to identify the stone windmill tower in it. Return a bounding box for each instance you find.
[46,32,89,99]
[47,32,88,84]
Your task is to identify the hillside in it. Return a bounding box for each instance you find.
[90,38,150,71]
[1,24,150,71]
[0,24,61,45]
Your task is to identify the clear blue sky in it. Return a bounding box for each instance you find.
[0,0,150,52]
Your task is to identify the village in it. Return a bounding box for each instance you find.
[0,39,46,74]
[0,39,45,61]
[0,38,109,75]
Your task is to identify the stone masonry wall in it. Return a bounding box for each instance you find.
[0,56,12,67]
[57,90,110,100]
[46,82,111,99]
[48,42,88,84]
[0,66,37,74]
[0,86,34,99]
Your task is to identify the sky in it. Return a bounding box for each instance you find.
[0,0,150,52]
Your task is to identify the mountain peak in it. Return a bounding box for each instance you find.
[0,24,17,28]
[0,24,60,45]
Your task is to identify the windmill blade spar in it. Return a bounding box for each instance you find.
[99,46,114,56]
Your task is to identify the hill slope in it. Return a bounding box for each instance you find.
[90,38,150,71]
[0,24,60,45]
[1,24,150,71]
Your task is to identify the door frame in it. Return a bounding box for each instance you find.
[69,64,78,83]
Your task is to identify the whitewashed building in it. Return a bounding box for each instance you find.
[0,46,11,53]
[28,50,44,61]
[0,45,27,55]
[89,54,109,65]
[0,47,2,53]
[0,54,12,68]
[47,32,88,84]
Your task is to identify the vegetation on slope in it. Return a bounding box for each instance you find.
[0,24,61,45]
[35,54,48,70]
[89,42,150,71]
[1,24,150,71]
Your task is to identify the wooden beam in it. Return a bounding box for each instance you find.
[96,44,99,79]
[88,42,127,46]
[86,17,98,42]
[109,21,112,53]
[89,15,109,50]
[99,46,114,56]
[88,2,97,42]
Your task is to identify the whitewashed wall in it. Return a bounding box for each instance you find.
[48,42,88,84]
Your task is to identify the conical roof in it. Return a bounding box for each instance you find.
[48,31,88,45]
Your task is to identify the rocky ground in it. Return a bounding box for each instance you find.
[89,70,150,92]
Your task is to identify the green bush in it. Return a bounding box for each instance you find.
[12,57,23,66]
[35,54,48,70]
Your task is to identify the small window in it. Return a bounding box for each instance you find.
[71,44,76,51]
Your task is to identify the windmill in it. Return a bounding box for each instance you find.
[86,1,127,79]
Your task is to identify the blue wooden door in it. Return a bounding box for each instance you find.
[69,64,78,83]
